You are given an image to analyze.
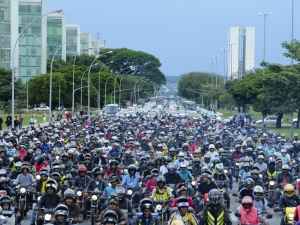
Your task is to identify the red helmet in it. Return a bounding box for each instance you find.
[78,165,87,173]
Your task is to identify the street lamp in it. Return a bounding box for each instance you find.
[258,12,271,63]
[72,55,76,115]
[49,46,62,123]
[11,9,62,128]
[104,76,115,105]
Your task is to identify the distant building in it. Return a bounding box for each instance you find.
[80,32,92,55]
[19,0,47,80]
[0,0,19,71]
[47,10,66,61]
[228,26,255,80]
[65,24,80,56]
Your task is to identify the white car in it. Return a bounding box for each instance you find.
[255,116,277,126]
[33,105,49,111]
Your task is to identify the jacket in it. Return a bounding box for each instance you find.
[239,207,259,225]
[202,204,231,225]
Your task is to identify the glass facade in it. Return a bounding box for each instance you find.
[19,1,43,79]
[0,0,11,70]
[66,26,79,56]
[80,32,91,55]
[47,14,64,60]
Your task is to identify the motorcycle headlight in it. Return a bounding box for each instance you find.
[36,175,41,180]
[20,187,26,194]
[269,181,275,186]
[44,213,52,221]
[91,195,98,201]
[224,169,228,174]
[127,189,133,196]
[259,174,263,179]
[191,181,196,186]
[156,204,162,211]
[77,191,82,197]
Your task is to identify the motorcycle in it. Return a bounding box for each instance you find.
[266,180,277,208]
[15,186,31,225]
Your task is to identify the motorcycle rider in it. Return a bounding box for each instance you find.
[279,184,300,209]
[151,176,172,204]
[178,162,193,183]
[73,164,93,191]
[122,164,140,190]
[254,154,267,174]
[202,189,232,225]
[35,179,60,225]
[266,158,278,182]
[277,165,294,188]
[168,196,198,225]
[134,198,160,225]
[104,176,120,198]
[237,196,263,225]
[88,167,107,193]
[197,171,217,197]
[36,169,49,193]
[53,204,70,225]
[165,163,183,187]
[239,177,255,200]
[99,197,127,225]
[63,188,81,223]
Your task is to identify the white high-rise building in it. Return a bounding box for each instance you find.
[228,26,255,80]
[0,0,19,71]
[65,24,80,56]
[19,0,47,79]
[80,32,92,55]
[47,10,66,61]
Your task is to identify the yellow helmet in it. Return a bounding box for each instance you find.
[284,184,295,197]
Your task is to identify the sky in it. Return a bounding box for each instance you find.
[47,0,299,77]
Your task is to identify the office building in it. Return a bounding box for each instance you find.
[19,0,47,80]
[228,26,255,80]
[65,24,80,56]
[0,0,19,71]
[91,38,106,55]
[80,32,92,55]
[47,10,66,61]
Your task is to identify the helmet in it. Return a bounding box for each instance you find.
[0,196,11,206]
[253,185,264,199]
[103,210,119,221]
[64,189,75,200]
[209,144,215,150]
[45,179,58,192]
[208,189,222,205]
[215,163,224,174]
[55,204,69,217]
[176,196,189,208]
[140,198,153,211]
[157,176,166,185]
[282,164,290,171]
[245,177,255,188]
[284,184,295,197]
[241,196,253,209]
[128,164,137,172]
[78,164,87,173]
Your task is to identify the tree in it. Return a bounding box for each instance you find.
[0,69,25,112]
[177,72,224,108]
[282,40,300,62]
[98,48,166,85]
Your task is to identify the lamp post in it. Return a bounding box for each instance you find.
[104,76,115,105]
[291,0,295,64]
[72,55,76,115]
[49,46,61,123]
[87,55,99,119]
[258,12,271,62]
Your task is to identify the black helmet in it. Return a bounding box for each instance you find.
[102,209,119,224]
[0,196,11,206]
[176,196,189,208]
[64,189,75,200]
[55,204,69,217]
[208,189,222,205]
[140,198,153,211]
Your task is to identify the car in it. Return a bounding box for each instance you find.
[255,115,277,126]
[103,104,120,115]
[33,105,49,111]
